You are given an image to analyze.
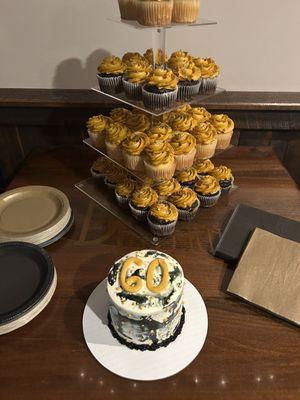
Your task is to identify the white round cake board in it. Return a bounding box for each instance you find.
[82,279,208,381]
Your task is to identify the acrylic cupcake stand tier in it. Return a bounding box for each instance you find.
[75,18,234,245]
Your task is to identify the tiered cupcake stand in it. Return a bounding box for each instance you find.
[75,17,229,245]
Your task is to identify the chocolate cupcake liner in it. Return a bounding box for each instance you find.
[115,192,130,209]
[195,140,217,160]
[199,77,219,95]
[123,78,143,101]
[97,74,123,95]
[196,191,221,208]
[104,177,117,191]
[122,151,144,171]
[177,198,200,221]
[105,141,124,164]
[216,131,233,150]
[172,0,200,23]
[129,201,148,221]
[144,160,176,181]
[174,148,196,171]
[118,0,137,20]
[88,129,106,150]
[90,167,105,180]
[177,81,201,101]
[142,87,178,111]
[147,215,177,237]
[137,1,173,27]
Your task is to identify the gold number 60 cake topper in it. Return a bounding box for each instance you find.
[120,257,169,294]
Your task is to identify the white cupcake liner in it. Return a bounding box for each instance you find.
[88,129,106,150]
[129,201,148,221]
[118,0,137,20]
[177,198,200,221]
[122,151,144,171]
[174,148,196,171]
[115,192,130,209]
[137,1,173,26]
[105,141,124,163]
[172,0,200,23]
[142,87,178,111]
[195,140,217,160]
[177,81,201,101]
[144,160,176,181]
[97,74,123,94]
[196,191,221,208]
[216,131,233,150]
[147,215,177,237]
[199,77,219,95]
[122,78,143,101]
[90,166,105,180]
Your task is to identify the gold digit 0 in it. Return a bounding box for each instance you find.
[146,259,169,293]
[120,257,143,293]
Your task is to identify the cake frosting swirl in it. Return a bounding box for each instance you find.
[195,175,220,195]
[105,122,130,145]
[122,132,150,155]
[148,122,172,141]
[149,201,178,222]
[110,108,132,124]
[170,132,197,155]
[168,112,194,132]
[115,179,136,198]
[176,167,198,183]
[87,115,108,133]
[192,122,217,144]
[98,56,126,75]
[126,113,151,132]
[131,186,158,208]
[210,114,234,134]
[154,178,181,197]
[169,187,198,209]
[193,159,215,174]
[146,68,178,90]
[210,165,233,181]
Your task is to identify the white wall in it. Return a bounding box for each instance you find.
[1,0,299,91]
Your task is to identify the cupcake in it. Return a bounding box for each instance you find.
[86,115,108,149]
[105,122,130,162]
[110,107,132,124]
[143,48,168,67]
[176,167,198,187]
[193,158,214,177]
[122,132,150,171]
[210,165,234,193]
[118,0,137,20]
[194,175,221,207]
[188,107,211,125]
[168,111,195,132]
[175,61,202,100]
[126,113,151,132]
[122,52,146,66]
[123,60,152,100]
[142,68,179,111]
[169,187,200,221]
[192,122,218,159]
[129,186,158,221]
[194,57,220,94]
[105,166,128,190]
[170,132,197,171]
[144,141,176,181]
[97,56,126,94]
[147,122,173,142]
[135,175,155,189]
[115,179,136,209]
[147,201,178,237]
[154,178,181,200]
[172,0,200,23]
[90,157,110,179]
[136,0,174,27]
[168,51,191,71]
[210,114,234,150]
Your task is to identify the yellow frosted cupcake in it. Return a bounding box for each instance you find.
[87,115,108,150]
[115,179,136,209]
[90,157,110,179]
[122,52,145,66]
[122,132,150,171]
[147,201,178,237]
[210,165,234,193]
[110,107,132,124]
[129,186,158,221]
[168,111,194,132]
[210,114,234,150]
[188,107,211,124]
[143,48,168,67]
[137,0,174,27]
[194,57,220,94]
[105,122,130,163]
[192,122,218,159]
[97,56,126,94]
[175,61,202,100]
[104,166,128,190]
[193,158,214,176]
[118,0,137,20]
[168,50,192,71]
[144,141,176,181]
[172,0,200,23]
[126,112,151,132]
[176,167,198,187]
[123,60,152,100]
[169,187,200,221]
[170,132,197,171]
[148,122,173,141]
[154,178,181,200]
[194,175,221,207]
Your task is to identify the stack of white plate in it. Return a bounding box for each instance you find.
[0,186,73,246]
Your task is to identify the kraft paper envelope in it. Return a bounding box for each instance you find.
[227,228,300,326]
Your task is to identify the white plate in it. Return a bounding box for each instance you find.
[82,279,208,381]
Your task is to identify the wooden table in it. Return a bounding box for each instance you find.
[0,145,299,400]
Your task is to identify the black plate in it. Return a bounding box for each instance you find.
[0,242,54,325]
[214,203,300,262]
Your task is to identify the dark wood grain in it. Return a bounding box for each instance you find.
[0,145,299,400]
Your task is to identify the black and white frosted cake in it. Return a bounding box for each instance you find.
[107,250,185,351]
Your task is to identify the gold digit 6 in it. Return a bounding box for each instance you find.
[120,257,143,293]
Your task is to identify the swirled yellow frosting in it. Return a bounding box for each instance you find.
[144,48,168,66]
[211,165,233,181]
[131,186,158,208]
[169,187,198,209]
[192,122,217,144]
[195,175,220,195]
[145,140,170,155]
[176,104,192,113]
[106,166,128,184]
[115,179,136,197]
[110,108,132,124]
[170,132,196,155]
[210,114,235,134]
[126,113,151,132]
[189,107,211,123]
[125,61,152,84]
[122,52,146,66]
[193,57,220,79]
[168,51,192,71]
[149,201,178,222]
[87,115,108,133]
[168,112,194,132]
[177,61,202,82]
[146,145,175,166]
[98,56,126,75]
[193,159,215,174]
[122,132,150,155]
[92,157,109,173]
[105,122,130,145]
[154,178,181,197]
[176,167,198,183]
[148,122,172,141]
[146,68,178,90]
